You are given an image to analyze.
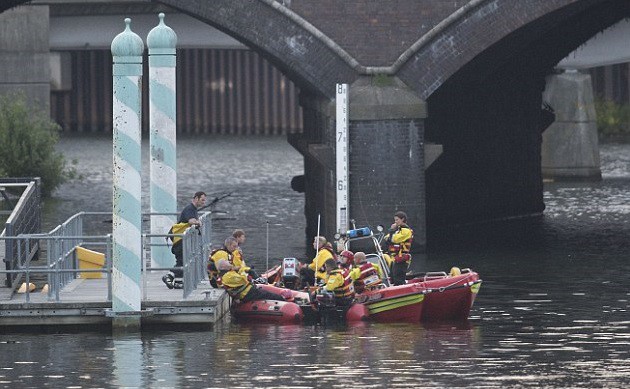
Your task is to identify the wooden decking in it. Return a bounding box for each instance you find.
[0,272,230,328]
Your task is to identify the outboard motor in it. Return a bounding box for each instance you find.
[281,257,300,289]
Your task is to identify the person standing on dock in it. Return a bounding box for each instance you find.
[162,191,206,289]
[384,211,414,286]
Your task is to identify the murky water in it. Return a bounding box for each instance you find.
[2,136,630,388]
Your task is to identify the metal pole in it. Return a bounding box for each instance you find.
[111,18,144,325]
[316,214,321,252]
[266,221,269,272]
[148,13,178,268]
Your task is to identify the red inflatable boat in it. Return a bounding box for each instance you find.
[231,299,304,324]
[408,268,482,321]
[355,283,425,323]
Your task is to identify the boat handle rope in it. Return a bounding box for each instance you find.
[428,274,477,293]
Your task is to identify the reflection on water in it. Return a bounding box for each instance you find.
[2,137,630,387]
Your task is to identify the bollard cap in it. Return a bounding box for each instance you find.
[147,13,177,53]
[111,18,144,58]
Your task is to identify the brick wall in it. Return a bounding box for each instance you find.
[290,0,468,66]
[349,118,426,251]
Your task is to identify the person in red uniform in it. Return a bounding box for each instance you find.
[338,250,355,274]
[349,251,384,294]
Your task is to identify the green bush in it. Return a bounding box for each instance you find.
[0,94,71,197]
[595,99,630,137]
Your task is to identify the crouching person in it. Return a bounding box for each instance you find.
[216,260,285,303]
[322,258,355,306]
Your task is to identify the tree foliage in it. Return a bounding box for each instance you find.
[595,99,630,137]
[0,94,70,197]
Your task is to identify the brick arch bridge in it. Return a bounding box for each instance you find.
[4,0,629,251]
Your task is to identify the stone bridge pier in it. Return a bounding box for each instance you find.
[290,77,427,250]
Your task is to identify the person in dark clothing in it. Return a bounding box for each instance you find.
[163,191,206,289]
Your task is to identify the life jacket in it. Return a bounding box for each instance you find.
[208,248,232,284]
[387,224,413,263]
[326,269,355,299]
[220,270,253,299]
[354,262,382,294]
[167,222,190,246]
[231,247,251,272]
[310,244,337,280]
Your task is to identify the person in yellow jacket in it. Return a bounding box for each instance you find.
[300,236,336,286]
[349,251,384,294]
[231,229,260,280]
[322,258,355,305]
[216,260,285,302]
[208,237,239,287]
[384,211,414,285]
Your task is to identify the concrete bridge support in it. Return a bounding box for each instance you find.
[0,5,50,111]
[542,70,602,181]
[290,77,427,252]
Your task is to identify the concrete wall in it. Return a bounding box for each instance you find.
[0,5,50,112]
[542,71,601,180]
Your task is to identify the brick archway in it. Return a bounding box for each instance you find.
[156,0,359,99]
[396,0,629,100]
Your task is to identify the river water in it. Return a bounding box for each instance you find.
[1,135,630,388]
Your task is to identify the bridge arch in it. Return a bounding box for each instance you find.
[396,0,630,100]
[400,0,630,227]
[156,0,359,100]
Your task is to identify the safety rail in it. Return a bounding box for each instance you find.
[0,210,213,301]
[1,177,41,288]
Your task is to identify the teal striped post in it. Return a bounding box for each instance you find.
[147,13,177,269]
[111,18,144,325]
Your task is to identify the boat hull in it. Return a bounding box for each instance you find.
[409,271,482,321]
[356,283,425,323]
[231,299,304,324]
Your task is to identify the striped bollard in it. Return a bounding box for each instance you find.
[147,13,178,269]
[110,18,144,328]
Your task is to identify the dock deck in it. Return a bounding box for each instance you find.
[0,272,230,328]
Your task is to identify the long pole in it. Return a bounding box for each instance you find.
[316,214,321,252]
[266,220,269,273]
[148,13,178,268]
[111,18,144,326]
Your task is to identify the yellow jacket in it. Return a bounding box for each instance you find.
[220,270,252,300]
[324,271,344,292]
[349,262,383,280]
[231,248,251,272]
[208,248,234,279]
[168,222,190,245]
[308,246,334,281]
[385,225,413,260]
[210,248,231,265]
[324,269,354,298]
